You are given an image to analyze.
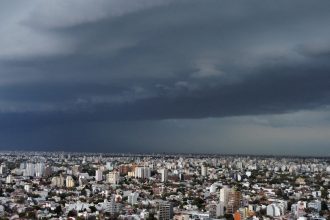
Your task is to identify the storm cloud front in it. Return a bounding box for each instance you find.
[1,0,330,155]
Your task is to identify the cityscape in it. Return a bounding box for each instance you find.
[1,0,330,219]
[0,151,328,219]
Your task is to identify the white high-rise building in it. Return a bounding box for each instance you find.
[95,169,103,182]
[24,163,35,177]
[201,165,207,177]
[0,164,7,175]
[6,175,13,184]
[135,167,143,178]
[144,166,151,179]
[51,176,65,187]
[160,168,168,182]
[66,176,75,188]
[236,161,243,170]
[107,171,120,184]
[267,204,281,217]
[128,192,139,205]
[135,166,151,179]
[35,162,45,177]
[219,186,230,205]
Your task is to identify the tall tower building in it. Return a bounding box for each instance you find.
[95,169,103,182]
[6,175,13,184]
[128,192,139,205]
[226,189,241,214]
[51,175,65,187]
[158,202,173,220]
[220,186,230,204]
[135,166,151,179]
[135,167,144,178]
[66,176,75,188]
[160,168,168,183]
[35,162,45,177]
[144,166,151,179]
[107,171,120,184]
[201,165,207,177]
[24,163,35,177]
[0,163,7,175]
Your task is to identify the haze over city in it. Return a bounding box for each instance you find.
[1,0,330,155]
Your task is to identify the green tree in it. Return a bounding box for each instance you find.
[321,201,329,211]
[146,213,157,220]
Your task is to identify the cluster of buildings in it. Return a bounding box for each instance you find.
[0,151,328,219]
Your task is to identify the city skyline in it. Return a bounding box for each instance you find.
[1,0,330,155]
[0,151,328,219]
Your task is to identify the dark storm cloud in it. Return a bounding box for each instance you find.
[1,0,330,153]
[2,57,330,129]
[2,0,330,111]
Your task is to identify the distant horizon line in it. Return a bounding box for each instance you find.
[0,148,329,159]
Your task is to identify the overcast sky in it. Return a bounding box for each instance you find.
[1,0,330,155]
